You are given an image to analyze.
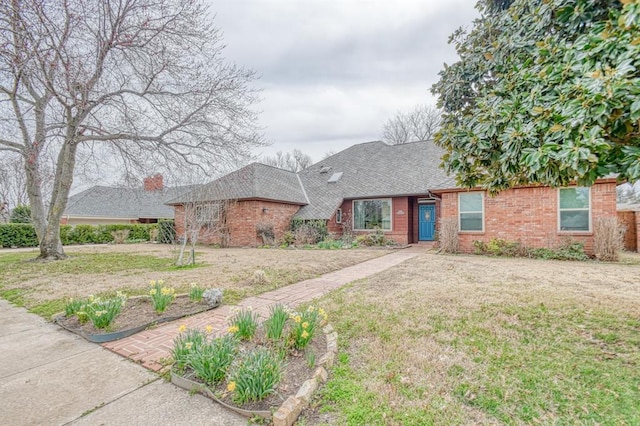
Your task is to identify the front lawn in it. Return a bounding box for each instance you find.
[303,253,640,425]
[0,244,387,319]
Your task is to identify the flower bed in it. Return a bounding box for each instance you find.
[170,305,337,425]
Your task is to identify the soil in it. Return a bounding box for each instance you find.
[57,295,212,335]
[175,328,327,414]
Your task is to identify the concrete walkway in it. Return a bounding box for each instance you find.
[0,247,424,425]
[103,247,423,370]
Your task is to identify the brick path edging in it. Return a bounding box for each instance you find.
[273,324,338,426]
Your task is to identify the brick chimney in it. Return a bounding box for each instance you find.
[143,174,163,191]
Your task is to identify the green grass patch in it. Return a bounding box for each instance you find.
[314,287,640,425]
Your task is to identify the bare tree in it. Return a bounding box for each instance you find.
[381,104,443,145]
[175,199,235,266]
[262,149,312,172]
[0,0,263,260]
[0,152,28,209]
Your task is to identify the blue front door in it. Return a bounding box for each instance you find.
[419,204,436,241]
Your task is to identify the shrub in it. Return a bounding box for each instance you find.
[9,204,31,223]
[290,217,328,244]
[438,217,459,253]
[280,230,295,247]
[189,335,238,385]
[256,222,275,245]
[228,347,282,404]
[228,308,259,341]
[355,229,397,247]
[593,217,624,262]
[0,223,38,248]
[110,229,130,244]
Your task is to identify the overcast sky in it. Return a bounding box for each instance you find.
[210,0,480,163]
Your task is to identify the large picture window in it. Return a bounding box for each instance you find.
[559,187,590,231]
[459,192,484,232]
[353,199,392,231]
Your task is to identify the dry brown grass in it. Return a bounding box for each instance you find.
[307,252,640,425]
[0,244,387,306]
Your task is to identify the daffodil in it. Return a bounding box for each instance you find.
[302,321,309,329]
[301,330,309,339]
[205,325,213,334]
[178,324,187,333]
[294,315,302,323]
[228,325,239,334]
[227,381,237,392]
[149,288,157,295]
[185,342,193,350]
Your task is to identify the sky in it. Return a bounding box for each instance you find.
[209,0,480,163]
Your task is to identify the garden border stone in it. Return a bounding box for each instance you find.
[170,322,339,425]
[53,294,220,343]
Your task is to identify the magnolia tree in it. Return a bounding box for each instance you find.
[0,0,263,259]
[432,0,639,193]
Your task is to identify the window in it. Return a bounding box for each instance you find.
[459,192,484,232]
[353,199,392,231]
[195,203,220,224]
[559,187,590,231]
[335,208,342,224]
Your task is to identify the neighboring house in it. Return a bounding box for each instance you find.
[617,202,640,252]
[63,175,194,225]
[168,140,622,254]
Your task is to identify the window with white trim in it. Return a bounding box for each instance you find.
[459,192,484,232]
[353,199,392,231]
[559,187,590,231]
[335,208,342,224]
[195,203,220,224]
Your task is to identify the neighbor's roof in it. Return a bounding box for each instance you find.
[167,162,309,205]
[64,185,196,219]
[295,140,456,219]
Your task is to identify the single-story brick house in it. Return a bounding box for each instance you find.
[168,140,622,254]
[63,175,197,225]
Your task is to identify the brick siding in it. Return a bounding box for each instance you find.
[617,210,639,252]
[175,200,300,247]
[439,182,618,255]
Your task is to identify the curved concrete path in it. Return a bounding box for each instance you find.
[0,246,424,425]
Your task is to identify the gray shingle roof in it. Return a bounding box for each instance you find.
[167,162,308,205]
[295,140,456,219]
[64,185,196,219]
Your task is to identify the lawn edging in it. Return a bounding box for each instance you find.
[169,323,338,425]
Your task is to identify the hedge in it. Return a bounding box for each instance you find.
[0,222,167,248]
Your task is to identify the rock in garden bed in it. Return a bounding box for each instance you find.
[54,295,219,343]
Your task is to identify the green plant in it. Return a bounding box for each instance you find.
[289,305,327,349]
[290,218,328,244]
[228,307,259,340]
[189,334,238,385]
[228,347,282,404]
[148,279,176,313]
[355,228,396,247]
[0,223,38,248]
[264,304,288,342]
[280,231,295,247]
[64,297,85,317]
[305,348,316,369]
[82,292,127,329]
[316,239,346,250]
[9,204,31,223]
[189,282,205,302]
[172,328,208,370]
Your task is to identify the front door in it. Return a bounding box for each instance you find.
[419,204,436,241]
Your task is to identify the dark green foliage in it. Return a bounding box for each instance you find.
[9,204,31,223]
[0,223,38,247]
[158,219,175,244]
[432,0,637,192]
[473,238,588,261]
[1,223,158,248]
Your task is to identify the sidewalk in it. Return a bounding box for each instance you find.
[103,247,423,370]
[0,246,424,425]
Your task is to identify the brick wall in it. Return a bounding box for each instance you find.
[617,210,639,252]
[174,200,300,247]
[439,182,618,255]
[331,198,412,245]
[143,174,163,191]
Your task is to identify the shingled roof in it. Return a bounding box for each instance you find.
[64,185,195,220]
[295,140,456,219]
[167,162,309,206]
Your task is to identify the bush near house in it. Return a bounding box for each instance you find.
[0,223,160,248]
